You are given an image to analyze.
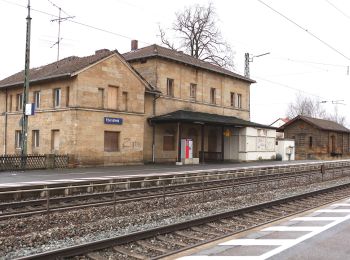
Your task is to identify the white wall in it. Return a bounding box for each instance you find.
[276,139,295,161]
[224,126,277,161]
[224,127,240,160]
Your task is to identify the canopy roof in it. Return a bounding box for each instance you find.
[149,110,275,129]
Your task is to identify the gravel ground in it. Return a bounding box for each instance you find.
[1,174,349,259]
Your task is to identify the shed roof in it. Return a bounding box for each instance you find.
[279,115,350,133]
[123,44,255,84]
[149,110,275,129]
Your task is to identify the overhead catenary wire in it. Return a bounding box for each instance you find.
[0,0,152,45]
[257,0,350,61]
[325,0,350,20]
[47,0,71,17]
[254,76,326,99]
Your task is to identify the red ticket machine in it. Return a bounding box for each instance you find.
[180,139,193,159]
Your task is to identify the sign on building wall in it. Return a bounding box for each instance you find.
[104,117,123,125]
[25,103,35,116]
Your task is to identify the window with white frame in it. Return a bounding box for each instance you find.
[33,91,40,109]
[15,130,22,149]
[53,88,61,107]
[236,93,242,108]
[166,78,174,97]
[32,130,40,148]
[16,93,23,111]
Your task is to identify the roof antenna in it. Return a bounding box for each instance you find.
[49,0,74,68]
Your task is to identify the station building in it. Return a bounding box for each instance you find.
[0,43,276,166]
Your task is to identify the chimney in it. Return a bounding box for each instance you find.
[95,49,110,55]
[131,40,138,51]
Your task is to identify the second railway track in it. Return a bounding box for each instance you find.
[16,181,350,260]
[0,161,348,220]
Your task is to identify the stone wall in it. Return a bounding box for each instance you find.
[130,58,251,120]
[283,119,350,160]
[0,54,147,166]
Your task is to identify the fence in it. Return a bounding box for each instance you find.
[0,154,69,171]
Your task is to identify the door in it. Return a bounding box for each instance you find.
[208,129,217,152]
[331,135,336,153]
[207,129,218,160]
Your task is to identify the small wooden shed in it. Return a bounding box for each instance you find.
[278,115,350,160]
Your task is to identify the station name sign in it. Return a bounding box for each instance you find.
[104,117,123,125]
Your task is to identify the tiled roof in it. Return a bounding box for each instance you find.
[0,49,113,88]
[0,49,157,92]
[123,44,255,83]
[280,115,350,133]
[149,110,275,129]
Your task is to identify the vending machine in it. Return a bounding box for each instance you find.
[181,139,193,159]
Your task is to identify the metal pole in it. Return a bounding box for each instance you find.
[21,0,31,158]
[163,182,166,208]
[57,8,61,65]
[244,53,250,77]
[113,183,116,217]
[46,188,50,227]
[202,176,205,202]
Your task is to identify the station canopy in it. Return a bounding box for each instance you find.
[149,110,275,129]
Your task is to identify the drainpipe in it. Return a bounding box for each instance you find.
[151,93,160,163]
[4,88,8,155]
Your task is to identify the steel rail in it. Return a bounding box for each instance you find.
[0,167,343,220]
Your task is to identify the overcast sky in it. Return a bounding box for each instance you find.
[0,0,349,126]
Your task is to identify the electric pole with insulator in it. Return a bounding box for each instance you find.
[21,0,31,158]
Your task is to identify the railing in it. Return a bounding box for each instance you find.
[199,151,223,162]
[0,154,69,171]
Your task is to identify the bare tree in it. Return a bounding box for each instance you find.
[286,93,326,119]
[159,3,234,70]
[286,93,347,125]
[327,106,346,125]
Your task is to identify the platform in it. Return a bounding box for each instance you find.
[175,197,350,260]
[0,160,317,188]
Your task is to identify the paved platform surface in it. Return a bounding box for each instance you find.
[176,197,350,260]
[0,160,317,188]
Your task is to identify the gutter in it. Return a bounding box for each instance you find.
[0,73,71,89]
[4,88,8,154]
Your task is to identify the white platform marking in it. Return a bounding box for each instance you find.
[261,226,321,232]
[258,213,350,259]
[178,256,263,260]
[220,239,294,246]
[332,203,350,207]
[178,198,350,260]
[292,217,342,221]
[316,209,350,213]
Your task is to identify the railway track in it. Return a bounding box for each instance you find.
[16,181,350,260]
[0,163,346,220]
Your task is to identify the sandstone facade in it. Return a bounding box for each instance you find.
[0,53,148,165]
[0,45,273,166]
